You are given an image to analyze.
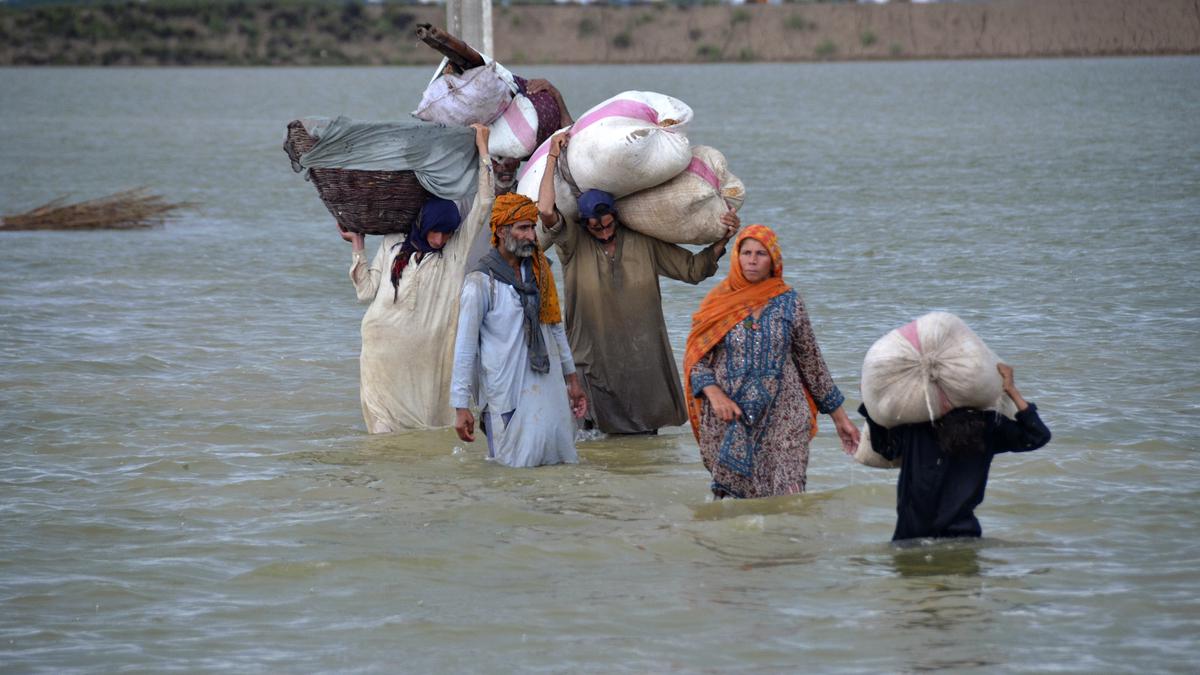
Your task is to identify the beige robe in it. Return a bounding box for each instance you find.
[349,158,494,432]
[542,216,723,434]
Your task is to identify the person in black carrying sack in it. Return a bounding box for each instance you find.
[859,363,1052,542]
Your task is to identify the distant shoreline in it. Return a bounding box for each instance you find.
[2,0,1197,67]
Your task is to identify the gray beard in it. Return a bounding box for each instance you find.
[504,236,536,258]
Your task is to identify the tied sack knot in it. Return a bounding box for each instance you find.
[917,354,944,423]
[919,354,940,382]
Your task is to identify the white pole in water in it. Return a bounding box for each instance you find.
[446,0,493,57]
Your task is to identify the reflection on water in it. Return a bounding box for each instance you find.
[1,59,1198,672]
[884,543,996,672]
[889,540,984,578]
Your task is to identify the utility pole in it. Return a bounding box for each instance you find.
[446,0,493,57]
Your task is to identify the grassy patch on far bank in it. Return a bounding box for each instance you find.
[0,0,433,66]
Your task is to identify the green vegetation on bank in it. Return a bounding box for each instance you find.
[0,0,435,65]
[5,0,1190,66]
[0,0,872,66]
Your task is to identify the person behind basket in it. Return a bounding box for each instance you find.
[490,76,571,198]
[858,363,1052,541]
[337,123,495,433]
[684,225,860,499]
[536,131,739,435]
[516,76,574,141]
[491,157,521,196]
[449,193,587,467]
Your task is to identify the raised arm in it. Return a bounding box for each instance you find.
[536,132,578,261]
[989,364,1052,454]
[344,223,384,303]
[997,363,1029,412]
[448,124,497,261]
[525,78,573,128]
[537,132,565,226]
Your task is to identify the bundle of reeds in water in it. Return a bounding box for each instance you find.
[1,188,191,231]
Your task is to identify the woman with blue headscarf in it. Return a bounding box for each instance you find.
[339,124,495,432]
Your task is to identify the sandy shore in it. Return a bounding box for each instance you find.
[495,0,1200,64]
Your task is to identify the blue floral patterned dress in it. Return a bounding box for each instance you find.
[689,290,845,498]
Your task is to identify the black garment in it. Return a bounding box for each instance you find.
[859,403,1051,542]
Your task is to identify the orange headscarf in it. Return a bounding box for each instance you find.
[682,224,817,441]
[489,193,561,325]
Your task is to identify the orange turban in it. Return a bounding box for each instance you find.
[489,193,561,325]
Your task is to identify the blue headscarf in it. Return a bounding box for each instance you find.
[409,198,461,253]
[390,198,461,300]
[577,189,616,221]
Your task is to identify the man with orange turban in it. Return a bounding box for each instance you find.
[449,193,588,467]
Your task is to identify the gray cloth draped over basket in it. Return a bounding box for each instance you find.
[285,116,480,235]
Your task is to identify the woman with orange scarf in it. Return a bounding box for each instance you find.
[684,225,860,499]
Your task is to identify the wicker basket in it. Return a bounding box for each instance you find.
[284,120,430,236]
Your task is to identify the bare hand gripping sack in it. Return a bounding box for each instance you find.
[615,145,745,245]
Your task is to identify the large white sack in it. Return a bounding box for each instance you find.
[614,145,745,245]
[516,91,693,200]
[413,61,513,128]
[488,94,539,159]
[861,312,1015,429]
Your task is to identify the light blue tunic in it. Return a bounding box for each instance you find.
[450,268,579,468]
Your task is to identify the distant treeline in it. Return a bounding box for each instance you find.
[0,1,449,66]
[0,0,865,66]
[3,0,1196,66]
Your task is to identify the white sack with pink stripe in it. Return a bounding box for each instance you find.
[516,90,693,206]
[860,312,1017,429]
[488,94,540,159]
[614,145,745,245]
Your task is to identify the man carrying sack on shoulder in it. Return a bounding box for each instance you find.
[536,132,739,435]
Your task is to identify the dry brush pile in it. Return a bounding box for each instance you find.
[1,189,191,231]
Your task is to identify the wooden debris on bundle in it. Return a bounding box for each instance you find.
[1,188,191,231]
[415,23,485,74]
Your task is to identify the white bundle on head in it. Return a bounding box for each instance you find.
[861,311,1015,429]
[516,90,693,202]
[413,60,515,128]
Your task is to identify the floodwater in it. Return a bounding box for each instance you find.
[1,58,1198,672]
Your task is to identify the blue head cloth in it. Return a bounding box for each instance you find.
[412,198,461,253]
[577,189,616,221]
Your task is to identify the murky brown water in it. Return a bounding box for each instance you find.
[1,58,1198,672]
